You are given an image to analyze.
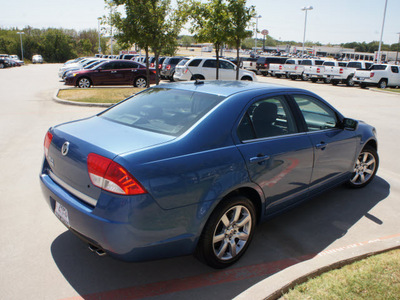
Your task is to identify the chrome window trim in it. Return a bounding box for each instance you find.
[49,172,97,207]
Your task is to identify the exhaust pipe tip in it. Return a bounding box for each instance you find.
[88,244,107,256]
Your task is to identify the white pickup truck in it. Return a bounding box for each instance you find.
[330,61,373,86]
[290,59,325,81]
[353,64,400,89]
[304,61,348,83]
[269,59,302,78]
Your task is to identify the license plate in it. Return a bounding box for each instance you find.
[55,202,70,227]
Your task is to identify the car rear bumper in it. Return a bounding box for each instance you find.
[40,172,198,261]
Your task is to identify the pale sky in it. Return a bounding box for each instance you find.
[2,0,399,45]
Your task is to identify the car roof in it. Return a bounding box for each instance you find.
[154,80,302,98]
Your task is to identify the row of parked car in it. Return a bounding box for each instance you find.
[0,54,24,68]
[253,56,400,89]
[58,54,257,88]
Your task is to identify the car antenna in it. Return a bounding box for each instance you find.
[185,61,204,85]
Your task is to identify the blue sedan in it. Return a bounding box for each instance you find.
[40,81,378,268]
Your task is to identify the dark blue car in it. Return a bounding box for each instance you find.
[40,81,378,268]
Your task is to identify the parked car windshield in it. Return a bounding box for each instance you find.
[99,88,226,136]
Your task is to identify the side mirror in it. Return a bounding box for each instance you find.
[342,118,358,131]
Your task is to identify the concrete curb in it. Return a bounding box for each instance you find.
[234,234,400,300]
[52,89,113,107]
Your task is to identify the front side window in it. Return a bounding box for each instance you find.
[188,59,202,67]
[237,96,297,141]
[219,60,235,70]
[100,88,225,136]
[293,95,338,132]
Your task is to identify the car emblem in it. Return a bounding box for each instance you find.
[61,142,70,156]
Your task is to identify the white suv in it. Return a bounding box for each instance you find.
[174,57,257,81]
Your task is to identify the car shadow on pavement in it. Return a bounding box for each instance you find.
[51,176,390,300]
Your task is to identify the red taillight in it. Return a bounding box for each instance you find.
[87,153,147,195]
[279,65,282,70]
[250,62,253,66]
[339,68,344,74]
[184,68,188,74]
[150,63,154,67]
[158,64,162,69]
[264,63,268,67]
[295,66,298,70]
[317,68,320,73]
[44,131,53,158]
[370,72,374,78]
[166,65,171,70]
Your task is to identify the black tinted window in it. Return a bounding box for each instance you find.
[237,96,297,140]
[203,60,217,68]
[391,66,399,73]
[189,59,202,67]
[101,88,225,136]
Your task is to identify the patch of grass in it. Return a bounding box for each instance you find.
[385,88,400,94]
[58,87,145,104]
[280,249,400,300]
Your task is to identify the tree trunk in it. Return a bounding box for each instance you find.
[145,47,150,88]
[154,51,160,85]
[215,45,220,80]
[236,40,240,80]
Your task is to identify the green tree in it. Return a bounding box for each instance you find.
[107,0,183,86]
[181,35,195,48]
[188,0,230,79]
[226,0,255,79]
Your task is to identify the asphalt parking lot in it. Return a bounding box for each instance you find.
[1,64,400,300]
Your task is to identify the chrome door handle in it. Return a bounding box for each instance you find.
[250,154,270,164]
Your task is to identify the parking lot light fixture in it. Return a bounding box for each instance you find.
[396,32,400,65]
[97,17,102,54]
[17,32,25,61]
[254,15,262,52]
[301,6,313,57]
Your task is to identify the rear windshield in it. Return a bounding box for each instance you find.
[100,88,226,136]
[371,65,387,71]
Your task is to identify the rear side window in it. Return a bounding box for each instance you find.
[188,59,202,67]
[292,95,338,132]
[323,62,335,66]
[170,58,182,64]
[100,88,225,136]
[301,60,312,65]
[237,96,297,141]
[391,66,399,73]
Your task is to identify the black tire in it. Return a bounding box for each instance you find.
[261,71,268,76]
[301,73,309,81]
[346,76,355,87]
[169,72,175,82]
[332,80,338,86]
[311,78,318,83]
[134,77,147,88]
[324,77,332,84]
[378,79,387,89]
[195,195,256,269]
[275,74,282,78]
[347,146,379,189]
[77,77,91,88]
[360,83,367,89]
[290,75,297,80]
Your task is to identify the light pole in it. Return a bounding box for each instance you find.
[97,17,102,54]
[396,32,400,65]
[17,32,25,61]
[254,15,262,52]
[301,6,313,57]
[377,0,388,63]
